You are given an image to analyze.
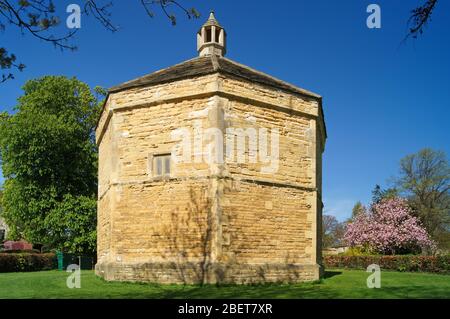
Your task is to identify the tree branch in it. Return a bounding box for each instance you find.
[405,0,439,41]
[0,0,199,83]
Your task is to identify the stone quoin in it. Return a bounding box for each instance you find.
[95,11,327,284]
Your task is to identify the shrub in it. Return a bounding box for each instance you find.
[341,247,375,256]
[1,249,41,254]
[323,255,450,273]
[0,253,57,272]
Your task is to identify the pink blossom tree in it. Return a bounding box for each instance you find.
[344,198,435,255]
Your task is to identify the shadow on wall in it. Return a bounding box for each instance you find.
[159,187,213,285]
[157,185,314,285]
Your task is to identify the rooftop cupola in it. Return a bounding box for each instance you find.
[197,11,226,57]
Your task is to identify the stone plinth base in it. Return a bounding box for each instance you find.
[95,261,322,284]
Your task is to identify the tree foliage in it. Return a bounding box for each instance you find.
[371,184,399,204]
[351,201,364,221]
[344,198,435,255]
[395,148,450,248]
[0,187,4,230]
[0,76,102,254]
[322,215,346,248]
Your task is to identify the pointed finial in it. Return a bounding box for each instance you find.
[208,10,217,22]
[202,10,221,28]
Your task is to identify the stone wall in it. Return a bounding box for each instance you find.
[96,261,320,284]
[97,95,215,266]
[96,72,325,284]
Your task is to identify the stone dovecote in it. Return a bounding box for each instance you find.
[95,12,326,284]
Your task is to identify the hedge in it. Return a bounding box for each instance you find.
[1,249,41,254]
[323,255,450,273]
[0,253,57,273]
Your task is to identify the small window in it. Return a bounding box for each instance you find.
[153,154,171,177]
[215,29,221,43]
[206,27,212,42]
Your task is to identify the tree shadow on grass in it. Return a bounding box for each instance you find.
[157,284,329,299]
[323,271,343,279]
[155,279,341,299]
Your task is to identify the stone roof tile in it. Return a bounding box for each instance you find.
[109,56,321,100]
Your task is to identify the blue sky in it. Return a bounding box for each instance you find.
[1,0,449,221]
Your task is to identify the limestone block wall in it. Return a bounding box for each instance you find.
[97,93,217,266]
[109,180,211,263]
[97,111,114,263]
[219,76,320,117]
[96,72,325,283]
[112,97,214,183]
[103,74,219,113]
[220,182,313,264]
[223,99,315,187]
[217,91,321,268]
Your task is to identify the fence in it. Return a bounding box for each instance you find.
[56,251,96,270]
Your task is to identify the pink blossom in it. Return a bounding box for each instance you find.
[344,197,435,254]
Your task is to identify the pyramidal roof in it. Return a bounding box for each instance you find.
[201,11,222,29]
[109,54,321,100]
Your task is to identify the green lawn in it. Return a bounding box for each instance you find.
[0,269,449,299]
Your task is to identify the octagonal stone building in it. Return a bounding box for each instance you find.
[95,12,327,284]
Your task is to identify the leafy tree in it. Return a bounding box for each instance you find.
[44,194,97,254]
[371,185,399,204]
[322,215,346,248]
[0,187,5,241]
[351,201,365,221]
[0,186,4,229]
[395,148,449,248]
[0,76,103,254]
[344,198,435,255]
